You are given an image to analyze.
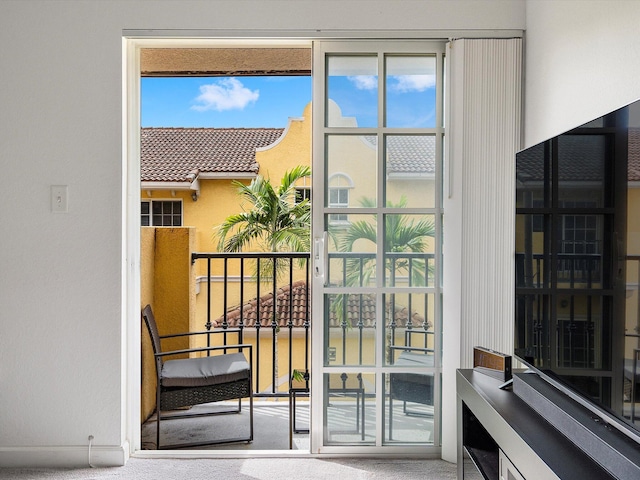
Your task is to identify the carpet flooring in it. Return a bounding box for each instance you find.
[0,457,457,480]
[2,401,456,479]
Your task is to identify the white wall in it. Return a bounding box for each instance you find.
[21,0,640,468]
[524,0,640,147]
[0,0,526,467]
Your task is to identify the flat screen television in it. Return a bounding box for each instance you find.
[515,98,640,442]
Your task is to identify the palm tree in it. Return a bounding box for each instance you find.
[215,165,311,254]
[215,165,311,394]
[329,196,435,329]
[336,195,435,287]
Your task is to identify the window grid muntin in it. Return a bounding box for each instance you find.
[141,199,183,226]
[316,42,445,449]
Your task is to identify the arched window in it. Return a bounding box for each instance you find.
[328,172,354,223]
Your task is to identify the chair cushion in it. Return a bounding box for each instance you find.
[390,373,434,404]
[395,351,434,368]
[161,352,250,388]
[391,351,434,390]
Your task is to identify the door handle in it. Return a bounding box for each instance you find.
[314,232,328,285]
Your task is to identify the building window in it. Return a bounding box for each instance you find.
[560,201,599,255]
[295,187,311,204]
[327,172,353,224]
[328,187,349,223]
[532,199,544,232]
[141,200,182,226]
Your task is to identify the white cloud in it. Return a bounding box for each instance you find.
[191,78,259,112]
[391,74,436,92]
[347,75,378,90]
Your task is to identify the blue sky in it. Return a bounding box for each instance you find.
[141,74,436,128]
[329,74,437,128]
[141,76,312,128]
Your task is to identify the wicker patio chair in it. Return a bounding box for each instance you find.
[388,330,435,440]
[142,304,253,449]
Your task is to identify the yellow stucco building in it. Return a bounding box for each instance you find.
[140,103,311,420]
[140,100,439,420]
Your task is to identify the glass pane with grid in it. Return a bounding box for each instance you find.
[385,55,437,129]
[146,200,183,226]
[324,372,375,445]
[315,41,444,451]
[385,135,436,208]
[327,55,378,128]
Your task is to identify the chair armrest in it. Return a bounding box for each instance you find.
[155,343,253,360]
[389,345,434,367]
[389,345,434,354]
[159,328,243,339]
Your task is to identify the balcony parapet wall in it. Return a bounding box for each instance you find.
[140,226,196,422]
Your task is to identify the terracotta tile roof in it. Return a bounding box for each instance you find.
[213,280,432,330]
[629,128,640,181]
[214,280,309,329]
[141,127,284,182]
[141,126,640,183]
[517,128,640,183]
[365,135,436,175]
[141,128,436,183]
[516,135,603,183]
[387,135,437,175]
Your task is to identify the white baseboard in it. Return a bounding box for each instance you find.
[0,441,129,468]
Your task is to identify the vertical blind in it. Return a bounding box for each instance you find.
[458,38,523,367]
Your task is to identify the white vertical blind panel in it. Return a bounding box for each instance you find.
[459,38,522,367]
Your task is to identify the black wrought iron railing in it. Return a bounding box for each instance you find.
[517,254,640,373]
[324,250,436,375]
[192,250,435,398]
[192,252,311,398]
[515,252,602,288]
[327,252,436,287]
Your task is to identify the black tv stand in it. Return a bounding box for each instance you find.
[497,378,512,390]
[457,369,633,479]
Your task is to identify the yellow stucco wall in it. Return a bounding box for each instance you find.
[140,104,313,408]
[140,226,195,422]
[155,227,196,347]
[140,100,440,405]
[140,228,156,422]
[627,187,640,357]
[627,188,640,253]
[255,102,312,191]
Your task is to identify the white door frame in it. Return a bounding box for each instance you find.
[310,39,445,456]
[123,29,522,458]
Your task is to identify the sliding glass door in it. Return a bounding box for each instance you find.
[311,40,445,452]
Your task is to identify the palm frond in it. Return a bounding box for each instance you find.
[279,165,311,194]
[214,166,312,278]
[340,220,376,252]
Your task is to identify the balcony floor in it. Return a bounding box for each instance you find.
[141,399,435,451]
[142,399,309,451]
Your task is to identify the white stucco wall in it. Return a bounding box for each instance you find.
[524,0,640,147]
[0,0,532,468]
